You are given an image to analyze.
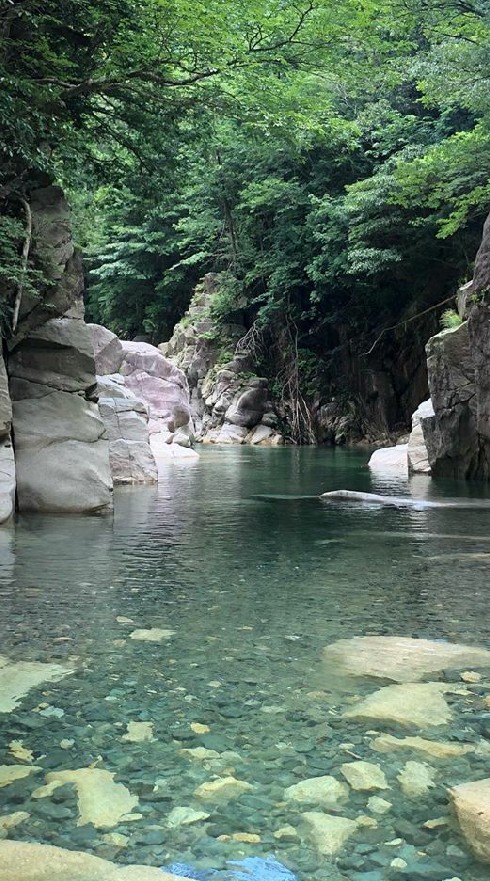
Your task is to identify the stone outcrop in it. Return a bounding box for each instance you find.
[161,276,283,445]
[6,184,113,513]
[89,323,124,375]
[422,211,490,479]
[96,375,157,485]
[121,340,193,446]
[0,353,15,524]
[451,778,490,863]
[408,399,433,474]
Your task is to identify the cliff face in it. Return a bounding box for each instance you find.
[161,276,284,446]
[422,213,490,479]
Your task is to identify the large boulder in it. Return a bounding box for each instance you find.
[408,399,433,474]
[121,341,193,443]
[451,778,490,863]
[9,317,112,513]
[88,324,124,375]
[97,375,157,485]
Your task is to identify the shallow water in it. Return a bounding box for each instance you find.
[2,447,490,880]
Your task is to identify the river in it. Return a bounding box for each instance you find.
[1,447,490,880]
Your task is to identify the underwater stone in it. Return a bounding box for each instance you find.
[397,761,437,798]
[300,812,358,856]
[343,683,454,728]
[0,655,72,714]
[340,761,389,791]
[323,636,490,684]
[34,766,139,828]
[284,775,349,807]
[451,778,490,863]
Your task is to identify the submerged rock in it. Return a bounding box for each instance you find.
[193,775,253,803]
[322,635,490,683]
[370,733,474,759]
[451,778,490,863]
[0,840,193,880]
[342,683,454,728]
[129,628,175,642]
[284,775,349,807]
[397,760,436,798]
[0,655,72,714]
[122,721,154,743]
[340,761,389,792]
[166,806,210,828]
[33,767,139,828]
[0,765,40,787]
[300,811,358,856]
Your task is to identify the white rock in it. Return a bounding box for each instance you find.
[0,811,29,830]
[340,761,389,791]
[368,445,408,474]
[284,775,349,807]
[343,683,454,728]
[323,635,490,683]
[397,760,436,797]
[300,811,357,855]
[408,399,433,474]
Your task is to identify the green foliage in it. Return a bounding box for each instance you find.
[441,309,463,330]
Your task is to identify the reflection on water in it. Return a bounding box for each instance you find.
[1,447,490,879]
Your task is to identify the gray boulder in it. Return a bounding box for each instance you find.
[97,375,157,485]
[121,341,193,442]
[88,324,124,375]
[10,317,113,513]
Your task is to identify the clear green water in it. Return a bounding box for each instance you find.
[2,447,490,880]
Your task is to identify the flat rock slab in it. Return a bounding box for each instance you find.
[0,840,195,881]
[194,776,253,803]
[33,767,138,828]
[342,683,455,728]
[451,778,490,863]
[322,636,490,683]
[0,655,72,714]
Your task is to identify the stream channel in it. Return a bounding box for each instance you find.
[2,447,490,880]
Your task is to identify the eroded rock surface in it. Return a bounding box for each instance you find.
[368,444,408,474]
[342,683,454,728]
[97,375,157,485]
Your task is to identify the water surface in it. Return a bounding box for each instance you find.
[1,447,490,880]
